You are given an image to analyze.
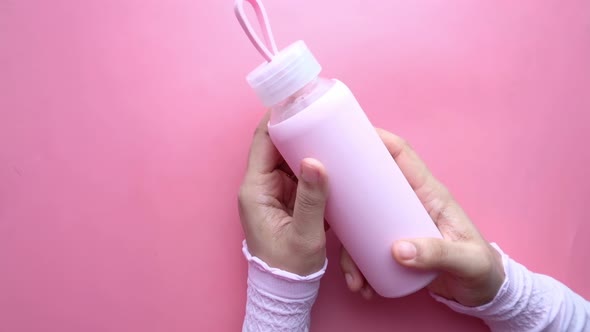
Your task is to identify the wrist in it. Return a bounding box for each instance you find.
[242,240,328,299]
[429,242,507,307]
[432,243,510,311]
[483,243,506,304]
[245,235,327,276]
[467,243,507,307]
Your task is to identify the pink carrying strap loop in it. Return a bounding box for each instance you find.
[234,0,278,61]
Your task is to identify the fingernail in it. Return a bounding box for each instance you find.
[345,273,354,288]
[301,160,319,183]
[396,241,417,260]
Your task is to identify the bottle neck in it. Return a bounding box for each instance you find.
[269,77,334,125]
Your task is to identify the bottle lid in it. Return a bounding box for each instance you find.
[235,0,321,107]
[247,41,321,107]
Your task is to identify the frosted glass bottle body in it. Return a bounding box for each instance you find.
[268,77,442,298]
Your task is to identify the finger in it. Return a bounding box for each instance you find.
[376,128,454,224]
[392,238,479,276]
[292,158,329,236]
[375,128,445,194]
[361,284,374,300]
[339,247,364,292]
[247,112,282,174]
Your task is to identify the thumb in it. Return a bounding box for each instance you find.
[392,238,474,276]
[292,158,329,235]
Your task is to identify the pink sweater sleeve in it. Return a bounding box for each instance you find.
[433,244,590,331]
[241,241,327,332]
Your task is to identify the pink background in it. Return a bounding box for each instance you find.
[1,0,589,331]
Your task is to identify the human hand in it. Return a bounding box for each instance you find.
[238,112,329,276]
[340,129,505,307]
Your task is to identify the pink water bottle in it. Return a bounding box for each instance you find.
[235,0,442,297]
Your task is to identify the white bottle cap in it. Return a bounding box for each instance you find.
[246,41,322,107]
[234,0,322,107]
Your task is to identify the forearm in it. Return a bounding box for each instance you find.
[242,241,326,332]
[435,244,590,331]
